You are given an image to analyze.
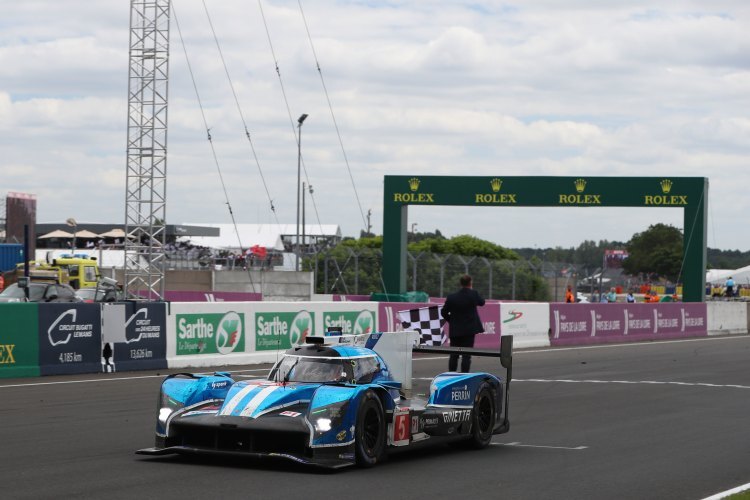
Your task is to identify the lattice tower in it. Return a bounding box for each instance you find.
[123,0,170,300]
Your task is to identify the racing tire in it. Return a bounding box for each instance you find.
[354,390,387,467]
[468,382,496,449]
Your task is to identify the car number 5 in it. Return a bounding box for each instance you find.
[392,409,410,446]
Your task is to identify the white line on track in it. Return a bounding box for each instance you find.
[514,379,750,390]
[518,334,748,354]
[492,441,588,450]
[412,336,749,360]
[1,335,746,389]
[701,482,750,500]
[0,368,270,389]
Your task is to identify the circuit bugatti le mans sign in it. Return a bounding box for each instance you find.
[382,176,708,302]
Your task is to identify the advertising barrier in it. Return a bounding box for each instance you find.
[377,301,503,349]
[378,302,433,333]
[461,302,501,350]
[38,303,102,375]
[164,291,262,302]
[321,307,377,336]
[167,302,380,368]
[2,298,738,379]
[101,302,168,372]
[550,303,708,346]
[500,303,551,348]
[0,303,40,378]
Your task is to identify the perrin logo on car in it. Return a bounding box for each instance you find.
[450,385,471,402]
[176,312,245,355]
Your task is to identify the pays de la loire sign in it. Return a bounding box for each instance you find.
[383,175,708,302]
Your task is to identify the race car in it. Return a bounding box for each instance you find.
[136,331,513,469]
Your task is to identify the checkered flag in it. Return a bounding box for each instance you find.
[398,306,446,346]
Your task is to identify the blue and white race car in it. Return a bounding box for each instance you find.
[137,331,513,469]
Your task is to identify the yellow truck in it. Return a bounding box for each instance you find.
[15,256,100,289]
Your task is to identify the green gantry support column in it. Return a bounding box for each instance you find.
[382,175,708,302]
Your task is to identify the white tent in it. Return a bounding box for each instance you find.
[98,228,127,238]
[39,229,74,239]
[74,230,100,239]
[707,265,750,287]
[183,224,286,251]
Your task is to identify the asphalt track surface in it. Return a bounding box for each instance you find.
[3,336,750,500]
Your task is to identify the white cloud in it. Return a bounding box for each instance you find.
[1,0,749,251]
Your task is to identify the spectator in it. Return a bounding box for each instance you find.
[725,276,735,298]
[626,290,636,303]
[102,343,114,373]
[565,286,575,303]
[606,288,617,303]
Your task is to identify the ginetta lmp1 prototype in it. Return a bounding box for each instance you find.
[136,331,513,469]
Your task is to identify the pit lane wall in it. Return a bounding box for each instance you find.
[0,301,746,378]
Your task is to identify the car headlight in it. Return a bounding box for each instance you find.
[156,393,184,434]
[310,400,349,437]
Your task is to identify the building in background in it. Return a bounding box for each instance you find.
[3,192,37,254]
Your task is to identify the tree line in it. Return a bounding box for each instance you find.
[307,224,748,299]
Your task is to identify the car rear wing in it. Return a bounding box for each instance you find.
[412,335,513,382]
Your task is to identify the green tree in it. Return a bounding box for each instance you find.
[410,234,518,260]
[622,223,683,282]
[309,233,545,299]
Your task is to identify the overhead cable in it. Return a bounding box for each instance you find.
[201,0,280,226]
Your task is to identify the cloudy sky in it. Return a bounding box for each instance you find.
[2,1,749,250]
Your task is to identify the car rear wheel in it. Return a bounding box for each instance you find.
[468,382,495,449]
[355,390,386,467]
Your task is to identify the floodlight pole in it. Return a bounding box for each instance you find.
[66,217,77,252]
[295,113,308,272]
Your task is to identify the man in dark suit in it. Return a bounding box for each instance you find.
[440,274,485,372]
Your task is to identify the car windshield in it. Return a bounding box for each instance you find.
[76,289,96,300]
[0,284,45,301]
[268,355,350,383]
